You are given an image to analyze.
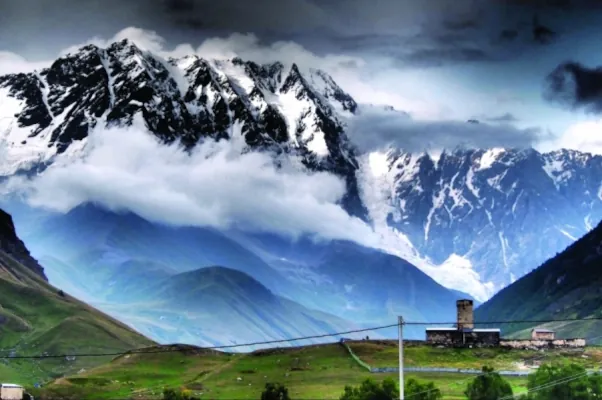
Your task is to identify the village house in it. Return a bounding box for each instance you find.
[531,328,555,340]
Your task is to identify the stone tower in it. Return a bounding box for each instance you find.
[457,299,474,330]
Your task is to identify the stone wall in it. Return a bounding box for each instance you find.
[426,330,460,346]
[500,338,586,349]
[426,330,500,347]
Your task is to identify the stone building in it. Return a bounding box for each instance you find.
[531,328,555,340]
[457,299,474,330]
[426,300,501,347]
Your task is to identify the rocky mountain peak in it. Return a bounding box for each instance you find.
[0,41,360,172]
[0,41,368,219]
[0,208,46,280]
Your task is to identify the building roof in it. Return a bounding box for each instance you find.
[426,328,501,332]
[532,329,555,333]
[0,384,23,388]
[425,327,457,331]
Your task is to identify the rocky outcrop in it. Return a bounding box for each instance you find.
[0,208,47,280]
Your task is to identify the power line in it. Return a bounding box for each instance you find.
[0,322,399,360]
[3,316,601,361]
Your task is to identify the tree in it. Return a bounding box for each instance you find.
[339,377,441,400]
[526,363,602,400]
[405,378,442,400]
[340,378,399,400]
[261,383,291,400]
[465,366,513,400]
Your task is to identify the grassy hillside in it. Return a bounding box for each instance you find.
[475,219,602,341]
[0,211,154,384]
[33,341,602,400]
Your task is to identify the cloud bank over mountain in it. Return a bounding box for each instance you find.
[346,106,541,153]
[4,121,380,248]
[4,122,379,246]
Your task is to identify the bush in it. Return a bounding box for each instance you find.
[261,383,290,400]
[525,363,602,400]
[162,388,200,400]
[340,378,399,400]
[261,382,291,400]
[406,378,442,400]
[339,377,442,400]
[465,366,513,400]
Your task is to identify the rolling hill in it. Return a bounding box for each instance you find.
[0,207,154,384]
[475,218,602,342]
[96,266,377,349]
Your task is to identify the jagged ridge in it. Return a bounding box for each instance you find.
[0,39,366,217]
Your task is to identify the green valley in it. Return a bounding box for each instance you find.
[28,341,602,399]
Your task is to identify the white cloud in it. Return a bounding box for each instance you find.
[4,120,381,248]
[0,51,49,75]
[539,119,602,155]
[60,27,171,56]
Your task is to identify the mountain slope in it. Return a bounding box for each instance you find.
[97,266,375,350]
[219,233,467,330]
[0,208,154,384]
[475,218,602,342]
[363,148,602,295]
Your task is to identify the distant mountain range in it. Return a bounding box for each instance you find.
[97,265,374,350]
[0,39,601,345]
[475,218,602,343]
[3,202,464,344]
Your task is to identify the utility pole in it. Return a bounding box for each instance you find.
[398,315,404,400]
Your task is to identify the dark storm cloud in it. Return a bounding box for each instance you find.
[544,62,602,114]
[1,0,599,66]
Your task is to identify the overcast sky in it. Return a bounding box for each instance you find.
[1,0,602,152]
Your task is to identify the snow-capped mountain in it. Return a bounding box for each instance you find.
[1,39,601,302]
[0,38,366,217]
[363,147,602,294]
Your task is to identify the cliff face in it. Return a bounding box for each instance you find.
[0,208,47,280]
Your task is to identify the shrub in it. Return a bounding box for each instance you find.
[261,382,291,400]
